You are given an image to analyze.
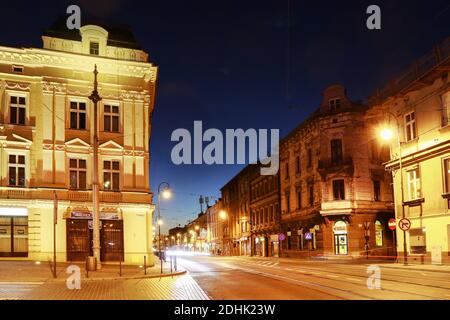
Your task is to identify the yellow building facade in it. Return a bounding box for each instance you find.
[370,37,450,264]
[0,22,157,265]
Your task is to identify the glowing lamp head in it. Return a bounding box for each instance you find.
[161,189,172,200]
[219,210,227,220]
[380,128,394,141]
[195,225,200,231]
[157,219,164,226]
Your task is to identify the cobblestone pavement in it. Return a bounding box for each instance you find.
[0,275,209,300]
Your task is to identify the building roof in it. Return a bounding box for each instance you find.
[43,17,142,50]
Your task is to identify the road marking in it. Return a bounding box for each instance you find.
[345,277,363,282]
[310,272,321,275]
[0,282,44,285]
[421,273,427,276]
[327,274,339,278]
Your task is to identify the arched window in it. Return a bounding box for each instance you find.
[375,220,383,247]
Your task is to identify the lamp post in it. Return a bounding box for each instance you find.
[88,65,102,269]
[379,110,408,266]
[219,210,228,255]
[157,182,171,274]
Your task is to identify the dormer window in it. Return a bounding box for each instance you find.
[90,42,100,55]
[329,98,341,111]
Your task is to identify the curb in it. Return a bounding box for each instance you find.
[45,270,187,282]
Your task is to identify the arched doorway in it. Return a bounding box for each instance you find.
[333,220,348,255]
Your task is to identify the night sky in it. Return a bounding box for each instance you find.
[1,0,449,231]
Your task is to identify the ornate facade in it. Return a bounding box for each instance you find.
[0,22,157,264]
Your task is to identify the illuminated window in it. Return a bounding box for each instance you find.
[70,101,87,130]
[90,42,99,55]
[10,96,26,125]
[375,220,383,247]
[103,160,120,191]
[332,179,345,200]
[104,105,120,132]
[69,159,87,190]
[9,155,25,187]
[407,168,421,200]
[329,98,341,111]
[404,111,417,142]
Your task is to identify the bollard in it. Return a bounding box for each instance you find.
[174,256,177,272]
[170,255,173,273]
[119,260,122,277]
[144,255,147,275]
[85,259,89,279]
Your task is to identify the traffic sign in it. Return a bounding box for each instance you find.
[279,233,286,241]
[388,218,396,230]
[398,218,411,231]
[304,232,313,240]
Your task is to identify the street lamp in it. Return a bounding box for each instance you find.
[157,182,171,274]
[379,111,407,266]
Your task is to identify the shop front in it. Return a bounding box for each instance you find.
[333,220,348,255]
[66,209,124,262]
[0,207,28,257]
[270,234,279,257]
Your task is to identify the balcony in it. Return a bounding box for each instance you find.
[318,156,354,180]
[101,191,123,203]
[68,190,91,202]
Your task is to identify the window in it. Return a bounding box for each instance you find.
[404,111,417,142]
[307,149,312,168]
[375,221,383,247]
[329,98,341,111]
[69,159,87,190]
[331,139,343,165]
[409,228,426,254]
[103,161,120,191]
[70,101,87,130]
[296,189,302,209]
[444,158,450,194]
[442,92,450,126]
[10,96,26,125]
[104,105,120,132]
[407,168,421,200]
[285,191,291,213]
[373,180,381,201]
[332,179,345,200]
[9,155,25,187]
[90,42,99,55]
[295,156,301,174]
[285,163,289,179]
[308,183,314,206]
[12,65,24,73]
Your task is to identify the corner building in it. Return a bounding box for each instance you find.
[280,85,395,258]
[0,21,157,264]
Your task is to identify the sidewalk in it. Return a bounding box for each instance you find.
[0,259,185,283]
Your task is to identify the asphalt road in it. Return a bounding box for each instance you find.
[177,255,450,300]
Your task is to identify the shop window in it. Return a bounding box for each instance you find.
[8,155,25,187]
[10,96,26,125]
[103,161,120,191]
[407,168,421,200]
[69,159,87,190]
[104,104,120,132]
[70,101,87,130]
[404,111,417,142]
[409,228,426,254]
[375,220,383,247]
[332,179,345,200]
[333,221,348,255]
[0,216,28,257]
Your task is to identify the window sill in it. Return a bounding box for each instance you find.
[403,198,425,207]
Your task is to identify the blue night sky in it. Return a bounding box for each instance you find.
[0,0,448,231]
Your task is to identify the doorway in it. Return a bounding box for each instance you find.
[333,220,348,255]
[0,216,28,257]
